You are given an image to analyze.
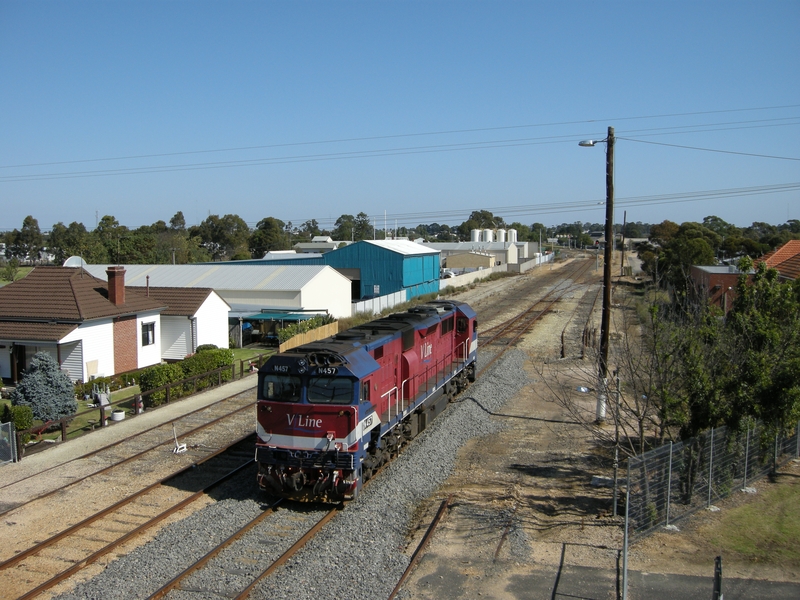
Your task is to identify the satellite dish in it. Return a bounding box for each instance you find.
[64,256,88,268]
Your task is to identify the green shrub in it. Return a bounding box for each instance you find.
[195,344,218,353]
[2,404,34,444]
[139,363,184,407]
[181,348,234,390]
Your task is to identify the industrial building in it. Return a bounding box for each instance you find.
[83,264,353,320]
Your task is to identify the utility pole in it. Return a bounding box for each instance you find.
[598,126,615,421]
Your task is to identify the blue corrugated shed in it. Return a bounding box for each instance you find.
[323,240,439,301]
[224,240,440,301]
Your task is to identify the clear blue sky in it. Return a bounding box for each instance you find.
[1,1,798,233]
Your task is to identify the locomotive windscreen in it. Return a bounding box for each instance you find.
[307,376,353,404]
[262,374,301,402]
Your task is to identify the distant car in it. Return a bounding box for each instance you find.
[441,270,455,279]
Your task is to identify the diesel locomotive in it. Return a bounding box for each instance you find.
[255,300,477,501]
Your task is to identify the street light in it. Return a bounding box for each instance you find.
[579,126,615,422]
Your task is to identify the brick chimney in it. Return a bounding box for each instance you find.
[106,266,126,306]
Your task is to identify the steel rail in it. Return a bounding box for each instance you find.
[477,260,595,377]
[147,498,285,600]
[0,433,256,571]
[232,505,343,600]
[387,495,453,600]
[478,260,592,338]
[0,399,255,517]
[14,458,255,600]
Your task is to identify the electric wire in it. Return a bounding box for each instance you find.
[2,104,799,170]
[2,120,799,183]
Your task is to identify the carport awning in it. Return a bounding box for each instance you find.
[244,312,322,321]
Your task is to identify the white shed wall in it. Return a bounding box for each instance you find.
[161,317,192,360]
[194,292,231,348]
[299,268,352,318]
[217,290,300,308]
[137,312,162,369]
[62,320,115,381]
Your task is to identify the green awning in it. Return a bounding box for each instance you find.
[244,312,320,321]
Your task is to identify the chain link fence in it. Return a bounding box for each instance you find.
[0,421,17,464]
[625,421,800,540]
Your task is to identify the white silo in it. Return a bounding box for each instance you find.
[471,229,481,242]
[483,229,494,243]
[497,229,507,243]
[508,228,518,243]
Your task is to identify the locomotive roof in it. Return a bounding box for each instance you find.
[293,300,470,354]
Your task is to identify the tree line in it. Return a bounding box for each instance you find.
[2,210,798,270]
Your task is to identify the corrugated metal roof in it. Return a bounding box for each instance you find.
[364,240,439,256]
[83,264,337,292]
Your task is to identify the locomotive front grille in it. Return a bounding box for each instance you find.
[257,446,355,470]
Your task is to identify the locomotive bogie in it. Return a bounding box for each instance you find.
[255,300,477,501]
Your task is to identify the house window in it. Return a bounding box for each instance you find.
[141,322,155,346]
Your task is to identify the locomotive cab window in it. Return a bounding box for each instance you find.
[361,380,371,403]
[262,374,301,402]
[456,317,468,333]
[308,376,353,404]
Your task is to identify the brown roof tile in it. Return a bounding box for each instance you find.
[0,266,165,322]
[129,287,219,316]
[0,321,78,342]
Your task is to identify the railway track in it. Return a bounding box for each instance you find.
[146,260,606,600]
[1,436,257,600]
[477,258,596,374]
[0,388,257,515]
[6,257,607,599]
[147,502,340,600]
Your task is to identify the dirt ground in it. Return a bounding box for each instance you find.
[397,255,800,599]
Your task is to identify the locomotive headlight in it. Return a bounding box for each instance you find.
[298,366,307,374]
[298,359,307,367]
[334,442,343,451]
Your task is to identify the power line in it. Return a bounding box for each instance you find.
[3,120,799,183]
[618,137,800,161]
[2,103,799,169]
[287,183,800,230]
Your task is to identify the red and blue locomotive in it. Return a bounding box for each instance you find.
[255,300,477,501]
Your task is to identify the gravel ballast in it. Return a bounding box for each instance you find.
[56,350,530,600]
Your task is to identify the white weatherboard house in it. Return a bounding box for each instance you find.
[128,287,231,360]
[83,264,353,320]
[0,266,165,383]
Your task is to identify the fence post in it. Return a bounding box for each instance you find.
[60,418,67,442]
[713,555,723,600]
[743,425,750,490]
[796,421,799,458]
[622,460,630,600]
[707,427,714,508]
[773,433,779,475]
[665,441,673,527]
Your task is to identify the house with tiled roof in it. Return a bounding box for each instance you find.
[0,266,168,384]
[128,286,231,360]
[757,239,800,281]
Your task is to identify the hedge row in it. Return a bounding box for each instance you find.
[139,347,234,407]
